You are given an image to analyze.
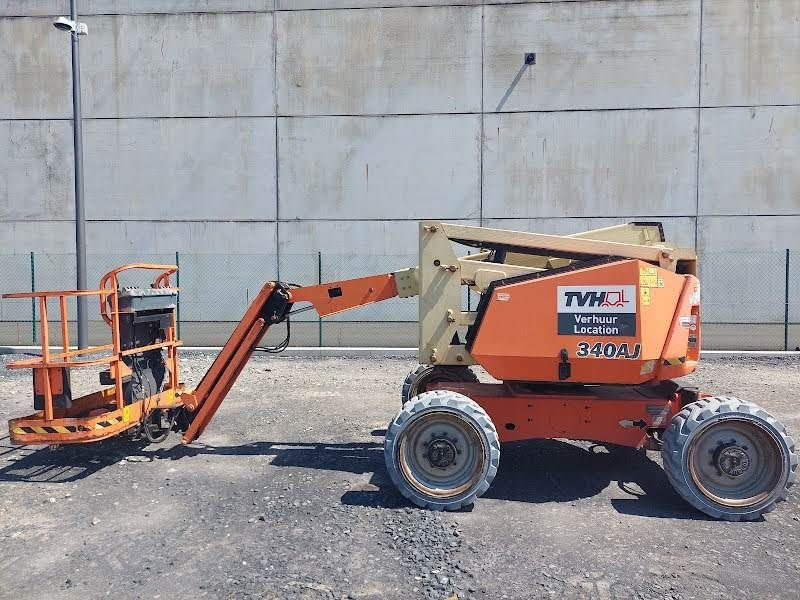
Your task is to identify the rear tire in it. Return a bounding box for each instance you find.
[385,390,500,511]
[661,396,797,521]
[400,364,479,407]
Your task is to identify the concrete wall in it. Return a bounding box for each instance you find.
[1,0,799,348]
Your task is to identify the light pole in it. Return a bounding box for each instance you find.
[54,2,89,349]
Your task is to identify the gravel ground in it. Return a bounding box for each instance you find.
[0,353,798,600]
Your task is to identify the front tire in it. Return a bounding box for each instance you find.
[384,390,500,511]
[661,396,797,521]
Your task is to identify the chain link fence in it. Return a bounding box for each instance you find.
[1,251,797,350]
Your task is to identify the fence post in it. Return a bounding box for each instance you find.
[785,249,790,352]
[175,251,181,340]
[318,251,323,347]
[30,251,36,344]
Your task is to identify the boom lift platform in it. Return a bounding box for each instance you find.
[4,222,796,521]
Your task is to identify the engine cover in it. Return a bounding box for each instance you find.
[467,259,699,385]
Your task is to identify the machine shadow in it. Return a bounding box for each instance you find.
[0,436,704,519]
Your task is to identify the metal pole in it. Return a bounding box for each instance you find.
[69,0,89,349]
[318,251,323,347]
[175,251,181,340]
[784,249,790,352]
[30,252,36,344]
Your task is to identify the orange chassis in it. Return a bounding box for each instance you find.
[428,381,696,449]
[5,263,697,451]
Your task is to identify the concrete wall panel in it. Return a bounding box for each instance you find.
[277,6,482,115]
[0,221,75,254]
[1,2,274,15]
[277,1,477,9]
[0,17,71,119]
[699,106,800,215]
[88,220,277,253]
[81,12,274,118]
[0,120,74,221]
[0,220,276,255]
[82,1,273,13]
[0,2,68,17]
[280,220,418,256]
[483,109,697,219]
[84,117,276,220]
[278,115,480,220]
[702,0,800,106]
[485,216,697,249]
[698,216,800,251]
[483,1,700,112]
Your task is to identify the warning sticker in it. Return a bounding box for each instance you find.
[557,285,637,336]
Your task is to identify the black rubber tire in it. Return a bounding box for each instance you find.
[400,364,479,407]
[661,396,797,521]
[384,390,500,511]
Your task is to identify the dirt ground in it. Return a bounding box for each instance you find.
[1,354,798,600]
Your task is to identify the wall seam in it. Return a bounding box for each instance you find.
[6,104,800,123]
[479,1,485,226]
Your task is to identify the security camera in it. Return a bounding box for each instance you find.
[53,16,88,35]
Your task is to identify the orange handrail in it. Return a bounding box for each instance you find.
[2,264,182,424]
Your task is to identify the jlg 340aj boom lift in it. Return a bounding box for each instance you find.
[4,222,796,521]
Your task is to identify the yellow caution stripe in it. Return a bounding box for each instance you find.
[12,425,78,435]
[662,357,687,366]
[94,416,124,430]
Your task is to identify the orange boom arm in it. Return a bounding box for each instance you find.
[178,273,399,443]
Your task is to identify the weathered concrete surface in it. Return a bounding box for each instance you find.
[0,120,74,221]
[485,216,697,250]
[0,222,75,254]
[2,1,799,350]
[0,220,276,254]
[699,106,800,215]
[0,2,68,17]
[82,1,274,13]
[698,215,800,251]
[483,1,700,112]
[86,220,277,253]
[81,12,274,118]
[0,17,71,119]
[702,0,800,106]
[482,109,698,219]
[279,219,477,256]
[277,6,482,115]
[277,0,477,9]
[0,1,274,15]
[83,117,276,220]
[278,115,481,219]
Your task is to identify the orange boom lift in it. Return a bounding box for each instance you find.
[3,222,796,521]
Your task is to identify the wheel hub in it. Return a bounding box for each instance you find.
[715,444,750,477]
[426,437,457,469]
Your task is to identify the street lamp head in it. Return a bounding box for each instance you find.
[53,17,88,35]
[53,16,76,32]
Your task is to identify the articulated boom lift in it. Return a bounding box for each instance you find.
[4,222,796,521]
